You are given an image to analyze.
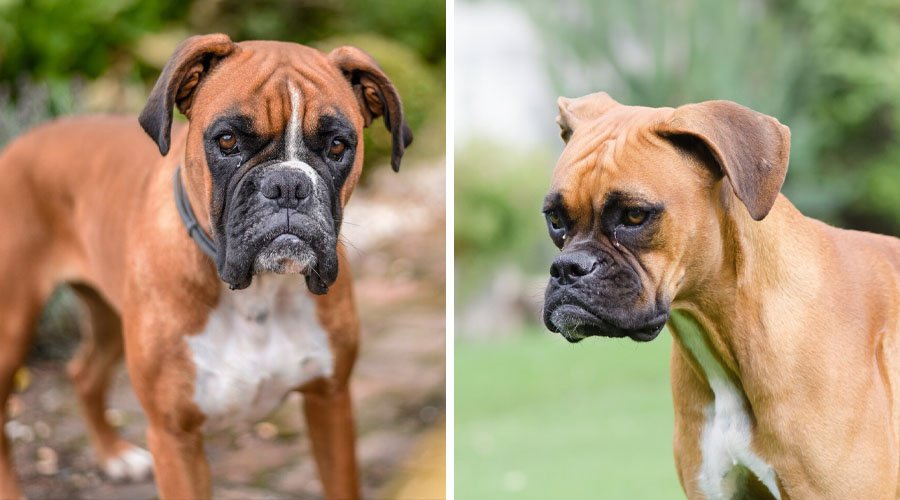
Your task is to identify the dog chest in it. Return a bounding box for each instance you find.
[186,274,333,431]
[670,311,781,499]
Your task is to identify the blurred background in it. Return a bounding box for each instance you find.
[0,0,445,498]
[455,0,900,498]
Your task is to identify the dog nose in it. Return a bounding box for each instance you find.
[260,170,313,209]
[550,250,600,284]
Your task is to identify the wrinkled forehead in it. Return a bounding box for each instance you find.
[192,41,362,137]
[550,104,676,210]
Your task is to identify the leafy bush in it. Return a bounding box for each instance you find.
[0,0,184,87]
[455,142,556,301]
[199,0,445,65]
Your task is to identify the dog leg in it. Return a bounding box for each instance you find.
[303,248,361,500]
[303,385,359,500]
[66,285,153,482]
[145,423,209,499]
[0,292,43,500]
[123,305,212,500]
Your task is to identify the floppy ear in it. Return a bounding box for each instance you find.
[557,92,619,143]
[328,46,413,172]
[139,34,236,156]
[656,100,791,221]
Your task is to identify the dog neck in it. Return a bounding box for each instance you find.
[672,192,819,371]
[174,166,218,261]
[666,193,826,498]
[668,309,782,498]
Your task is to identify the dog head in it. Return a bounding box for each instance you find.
[543,92,790,342]
[139,34,413,293]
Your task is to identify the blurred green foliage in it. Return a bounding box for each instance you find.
[0,0,184,84]
[0,0,445,168]
[522,0,900,235]
[454,143,555,301]
[209,0,445,66]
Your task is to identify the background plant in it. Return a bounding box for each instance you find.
[0,0,446,170]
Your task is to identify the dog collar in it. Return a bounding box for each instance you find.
[173,166,218,260]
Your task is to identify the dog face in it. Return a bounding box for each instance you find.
[140,35,412,293]
[542,92,790,342]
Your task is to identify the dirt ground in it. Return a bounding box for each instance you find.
[6,159,446,499]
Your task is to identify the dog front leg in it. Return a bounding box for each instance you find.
[303,247,361,499]
[146,422,210,499]
[124,311,212,500]
[303,384,359,500]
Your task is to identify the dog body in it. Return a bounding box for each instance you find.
[0,34,411,499]
[542,92,900,498]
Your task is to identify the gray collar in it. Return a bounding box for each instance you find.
[173,166,217,261]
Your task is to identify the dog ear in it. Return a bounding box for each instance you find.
[139,34,236,156]
[657,101,791,221]
[557,92,619,144]
[328,46,413,172]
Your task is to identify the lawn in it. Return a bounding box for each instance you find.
[455,328,683,499]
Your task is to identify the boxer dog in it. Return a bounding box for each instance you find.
[542,92,899,499]
[0,33,412,499]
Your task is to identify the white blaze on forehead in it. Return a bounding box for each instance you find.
[284,81,318,186]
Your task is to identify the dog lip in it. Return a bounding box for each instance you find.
[252,233,316,275]
[546,303,668,343]
[270,233,302,246]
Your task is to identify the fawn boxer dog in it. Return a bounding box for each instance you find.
[0,33,412,499]
[542,92,899,499]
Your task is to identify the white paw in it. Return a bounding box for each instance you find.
[103,445,154,482]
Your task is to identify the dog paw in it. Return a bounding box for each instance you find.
[103,445,154,482]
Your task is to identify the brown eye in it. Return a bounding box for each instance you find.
[217,134,237,153]
[547,211,562,230]
[624,208,648,226]
[328,139,347,161]
[545,209,567,248]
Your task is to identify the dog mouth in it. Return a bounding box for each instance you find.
[248,233,333,294]
[252,234,317,275]
[211,159,342,294]
[218,217,337,293]
[544,304,668,343]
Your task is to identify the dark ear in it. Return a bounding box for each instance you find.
[139,34,236,156]
[328,46,413,172]
[657,101,791,221]
[556,92,619,143]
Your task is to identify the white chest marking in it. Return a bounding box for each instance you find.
[670,311,780,499]
[187,274,333,431]
[283,82,318,187]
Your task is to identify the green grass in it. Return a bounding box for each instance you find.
[455,328,682,499]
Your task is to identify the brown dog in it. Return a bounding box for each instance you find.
[0,34,411,499]
[542,92,899,498]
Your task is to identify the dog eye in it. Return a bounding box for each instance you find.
[547,211,562,230]
[623,208,648,226]
[217,134,238,154]
[545,210,567,248]
[327,139,347,161]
